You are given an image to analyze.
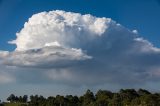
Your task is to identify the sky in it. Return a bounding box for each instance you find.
[0,0,160,101]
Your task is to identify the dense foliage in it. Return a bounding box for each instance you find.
[1,89,160,106]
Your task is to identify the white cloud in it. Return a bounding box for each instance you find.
[0,10,160,89]
[0,51,9,58]
[9,10,110,51]
[2,45,91,67]
[132,30,138,34]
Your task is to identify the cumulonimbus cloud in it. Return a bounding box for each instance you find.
[0,10,160,88]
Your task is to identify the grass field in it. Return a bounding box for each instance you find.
[4,103,27,106]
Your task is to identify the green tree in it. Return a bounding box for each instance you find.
[22,95,28,103]
[137,89,151,96]
[65,95,79,106]
[19,96,23,103]
[29,95,39,106]
[55,95,66,106]
[96,90,113,106]
[82,89,95,106]
[139,94,158,106]
[108,93,122,106]
[119,89,138,106]
[130,97,141,106]
[7,94,16,102]
[46,96,56,106]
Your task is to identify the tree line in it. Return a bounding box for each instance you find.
[1,88,160,106]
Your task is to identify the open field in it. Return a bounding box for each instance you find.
[4,103,27,106]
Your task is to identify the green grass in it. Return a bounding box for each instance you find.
[4,103,27,106]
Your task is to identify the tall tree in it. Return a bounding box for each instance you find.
[55,95,65,106]
[96,90,113,106]
[108,93,122,106]
[7,94,16,102]
[137,89,151,96]
[22,95,28,103]
[82,89,95,106]
[119,89,139,105]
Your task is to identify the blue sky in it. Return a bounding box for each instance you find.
[1,0,160,101]
[0,0,160,51]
